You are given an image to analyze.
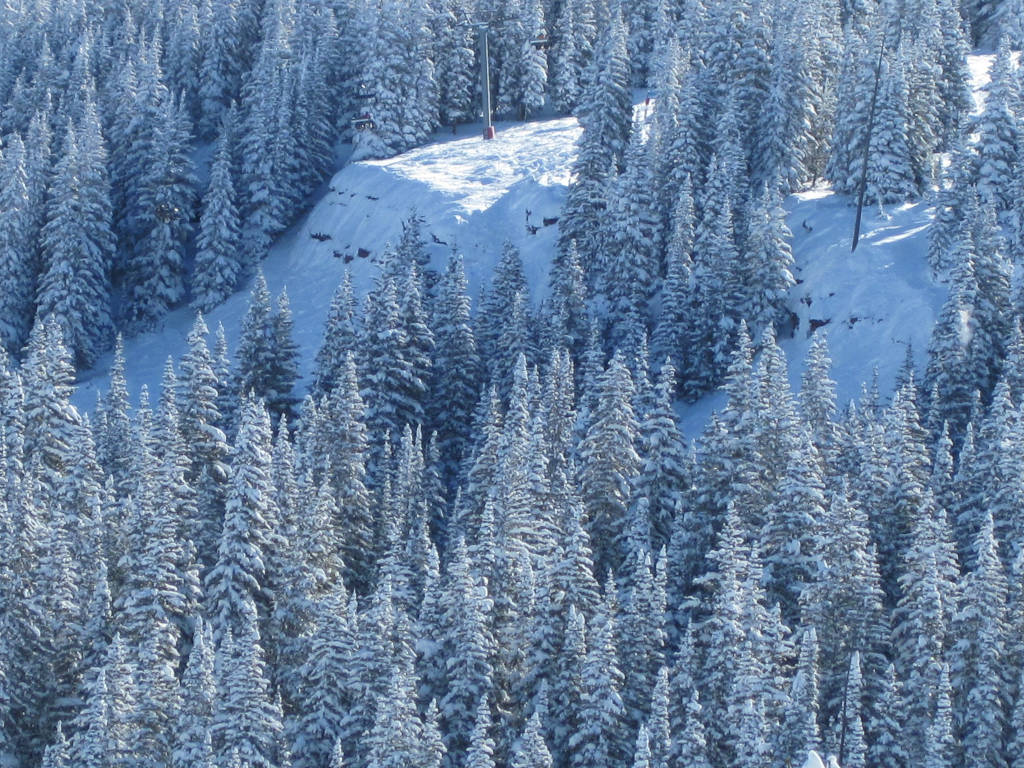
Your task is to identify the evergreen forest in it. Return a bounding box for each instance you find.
[3,0,1024,768]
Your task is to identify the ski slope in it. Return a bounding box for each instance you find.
[73,116,579,409]
[75,58,1006,429]
[678,190,942,439]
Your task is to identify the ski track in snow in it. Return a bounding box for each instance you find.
[76,57,1002,434]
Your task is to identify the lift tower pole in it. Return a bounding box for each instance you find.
[480,25,495,140]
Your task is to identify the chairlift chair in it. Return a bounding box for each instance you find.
[351,113,375,131]
[530,32,550,49]
[155,201,180,223]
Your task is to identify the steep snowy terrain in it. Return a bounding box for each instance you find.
[75,60,1002,428]
[678,190,943,438]
[73,115,578,409]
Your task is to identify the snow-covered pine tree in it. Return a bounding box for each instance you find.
[360,273,425,476]
[291,582,354,768]
[924,235,979,441]
[759,421,827,625]
[778,626,820,764]
[923,664,955,768]
[212,597,285,768]
[864,663,908,768]
[686,155,745,394]
[930,0,972,146]
[265,289,300,424]
[476,241,532,393]
[973,37,1020,212]
[95,335,134,495]
[232,275,299,427]
[549,0,581,114]
[634,360,690,553]
[198,0,243,137]
[313,271,359,398]
[651,177,695,378]
[0,134,35,355]
[864,53,918,205]
[21,314,84,486]
[602,119,659,349]
[236,47,290,269]
[174,617,216,768]
[124,90,196,330]
[40,723,70,768]
[826,25,874,195]
[742,183,796,335]
[430,253,480,486]
[511,711,552,768]
[892,504,954,759]
[568,582,627,768]
[433,0,476,126]
[180,326,232,573]
[514,0,548,119]
[965,380,1024,561]
[37,115,115,368]
[352,0,438,160]
[466,697,496,768]
[193,109,243,313]
[557,5,631,280]
[438,537,495,762]
[950,512,1008,768]
[579,352,641,576]
[68,666,116,768]
[802,481,888,722]
[205,393,277,642]
[396,264,434,422]
[362,627,429,768]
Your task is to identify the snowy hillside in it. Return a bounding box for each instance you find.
[680,190,944,437]
[73,115,578,408]
[12,0,1024,757]
[77,58,1005,423]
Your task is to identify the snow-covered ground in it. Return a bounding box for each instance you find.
[969,53,997,112]
[77,59,1001,431]
[679,189,943,440]
[73,115,578,409]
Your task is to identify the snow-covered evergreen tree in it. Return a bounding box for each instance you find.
[37,115,115,368]
[579,352,641,575]
[0,134,35,354]
[313,271,358,398]
[557,6,632,279]
[353,0,439,160]
[174,617,216,768]
[212,597,285,768]
[205,394,278,642]
[864,54,918,204]
[973,37,1020,211]
[568,583,627,768]
[193,110,243,313]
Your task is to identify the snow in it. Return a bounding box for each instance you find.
[73,115,579,409]
[969,50,1022,114]
[804,750,827,768]
[969,53,997,113]
[75,57,997,436]
[677,189,944,440]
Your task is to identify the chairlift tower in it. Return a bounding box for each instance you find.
[480,25,495,140]
[467,17,549,141]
